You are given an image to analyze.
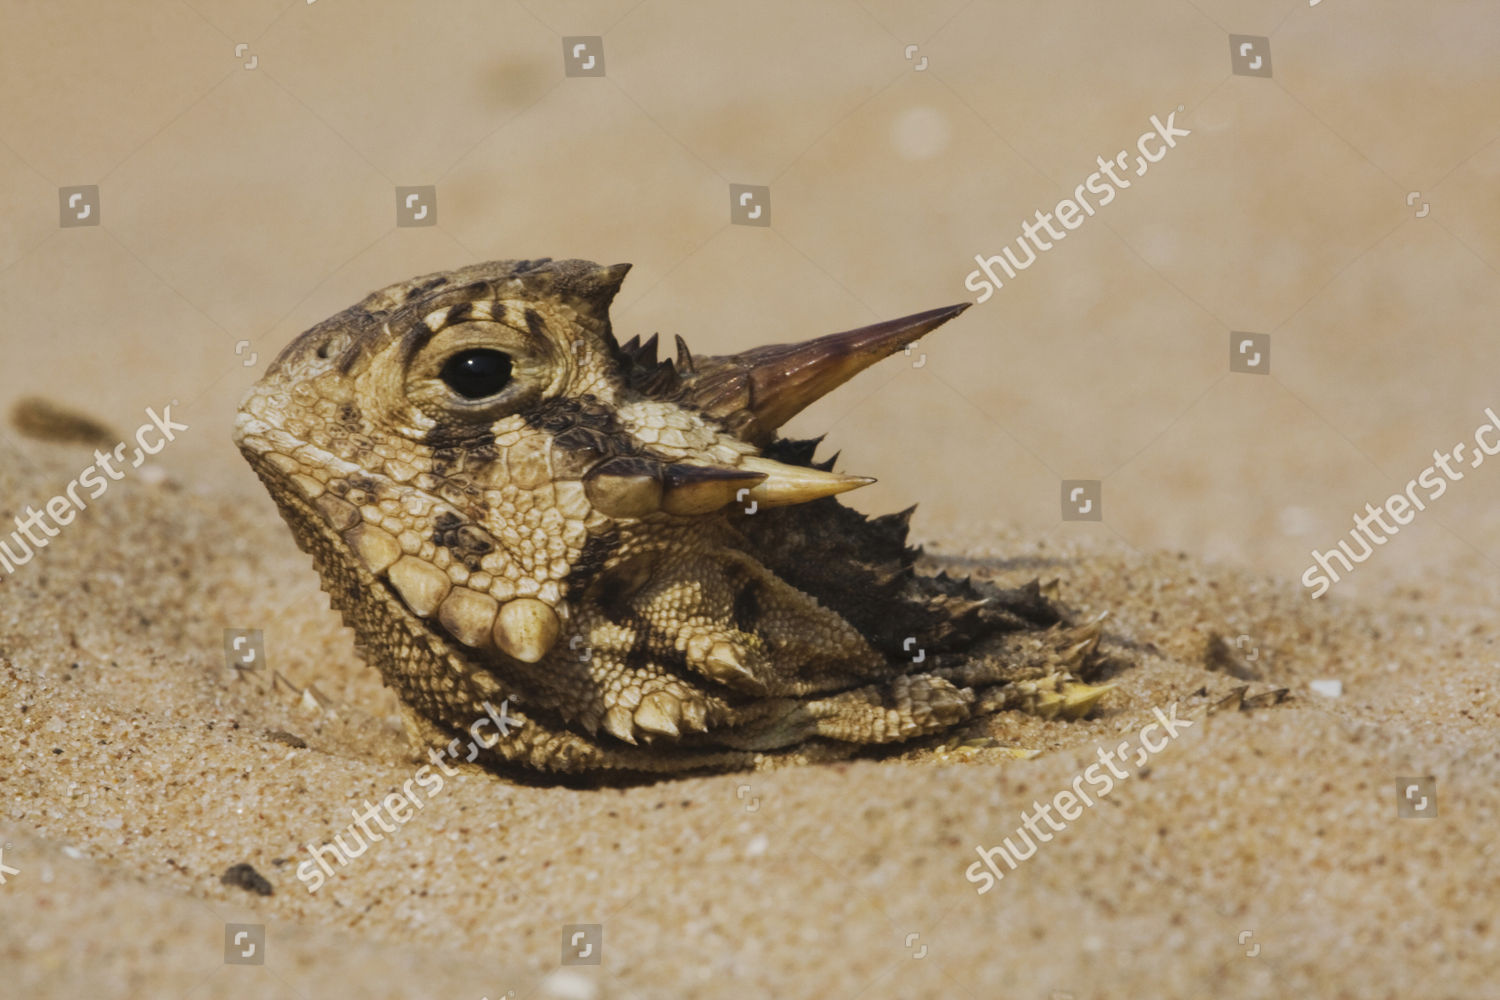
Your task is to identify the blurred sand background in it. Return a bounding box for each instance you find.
[1,0,1498,997]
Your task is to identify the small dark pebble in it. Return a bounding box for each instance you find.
[221,862,274,896]
[265,729,308,749]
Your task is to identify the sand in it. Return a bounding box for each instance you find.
[4,1,1499,996]
[2,430,1496,999]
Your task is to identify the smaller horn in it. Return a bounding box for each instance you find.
[737,454,874,507]
[584,456,665,518]
[660,464,766,516]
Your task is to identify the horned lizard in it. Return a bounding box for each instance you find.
[235,258,1116,776]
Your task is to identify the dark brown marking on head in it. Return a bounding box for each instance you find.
[405,275,450,301]
[401,296,478,357]
[522,395,639,459]
[431,510,495,571]
[429,442,499,482]
[524,308,546,339]
[435,476,485,516]
[426,420,497,455]
[336,339,364,375]
[336,402,361,432]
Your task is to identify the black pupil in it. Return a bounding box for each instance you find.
[440,349,512,399]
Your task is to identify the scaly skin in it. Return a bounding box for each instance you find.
[235,258,1118,776]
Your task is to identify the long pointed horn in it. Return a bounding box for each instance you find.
[738,455,874,507]
[678,303,970,444]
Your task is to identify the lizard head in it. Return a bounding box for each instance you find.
[236,258,1082,772]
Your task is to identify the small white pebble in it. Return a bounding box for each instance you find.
[1309,679,1343,697]
[746,834,769,858]
[1277,505,1317,537]
[540,968,598,1000]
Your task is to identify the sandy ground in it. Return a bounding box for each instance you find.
[3,431,1498,999]
[3,0,1499,997]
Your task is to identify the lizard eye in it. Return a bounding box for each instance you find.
[440,349,512,399]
